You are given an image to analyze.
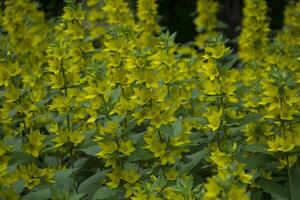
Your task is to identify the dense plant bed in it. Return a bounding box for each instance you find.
[0,0,300,199]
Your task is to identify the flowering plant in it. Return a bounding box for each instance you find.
[1,0,300,199]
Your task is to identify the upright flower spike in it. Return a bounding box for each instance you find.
[86,0,106,40]
[0,1,51,196]
[267,1,300,73]
[136,0,161,45]
[239,0,270,63]
[239,0,270,136]
[194,0,219,48]
[200,39,240,136]
[203,147,251,200]
[282,1,300,36]
[137,0,160,32]
[46,3,94,165]
[1,0,50,120]
[102,0,135,27]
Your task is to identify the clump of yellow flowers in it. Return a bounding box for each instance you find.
[0,0,300,199]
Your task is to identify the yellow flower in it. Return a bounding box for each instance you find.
[7,61,21,76]
[203,177,220,200]
[202,60,219,81]
[267,135,295,152]
[204,43,230,59]
[239,171,253,184]
[106,168,122,188]
[101,121,119,135]
[23,130,45,157]
[69,130,85,146]
[227,185,249,200]
[16,163,42,189]
[97,140,118,158]
[163,187,185,200]
[203,79,221,95]
[210,148,231,167]
[0,156,10,177]
[4,81,20,102]
[124,183,140,198]
[122,169,141,184]
[52,132,68,148]
[206,106,223,131]
[160,150,179,165]
[278,155,298,170]
[165,169,179,181]
[0,66,10,87]
[119,139,135,155]
[194,0,218,47]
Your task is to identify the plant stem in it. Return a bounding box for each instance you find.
[101,94,112,120]
[190,100,194,117]
[286,154,294,200]
[22,119,28,135]
[279,97,293,200]
[1,0,4,12]
[62,69,71,133]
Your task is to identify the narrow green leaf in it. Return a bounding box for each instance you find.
[21,188,51,200]
[54,168,79,188]
[181,150,207,174]
[9,151,34,165]
[223,57,236,69]
[239,113,261,126]
[291,167,300,200]
[78,172,106,193]
[69,193,86,200]
[173,119,182,137]
[92,187,120,200]
[110,85,121,103]
[236,153,273,168]
[242,144,270,154]
[13,180,24,194]
[129,147,153,162]
[80,145,101,157]
[256,178,288,199]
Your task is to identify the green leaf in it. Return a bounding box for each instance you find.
[159,125,173,140]
[80,145,101,157]
[173,119,182,137]
[69,193,86,200]
[21,188,51,200]
[175,177,194,193]
[92,187,120,200]
[181,150,207,174]
[54,168,79,188]
[236,153,273,169]
[78,171,106,193]
[242,144,270,154]
[110,85,121,103]
[5,137,22,151]
[55,168,79,180]
[291,167,300,200]
[223,56,237,69]
[239,113,261,126]
[73,158,88,168]
[128,147,153,162]
[13,180,24,194]
[8,151,34,165]
[152,170,167,190]
[217,21,228,29]
[256,178,288,199]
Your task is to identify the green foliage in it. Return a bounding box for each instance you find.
[0,0,300,200]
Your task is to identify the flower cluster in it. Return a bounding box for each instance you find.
[0,0,300,199]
